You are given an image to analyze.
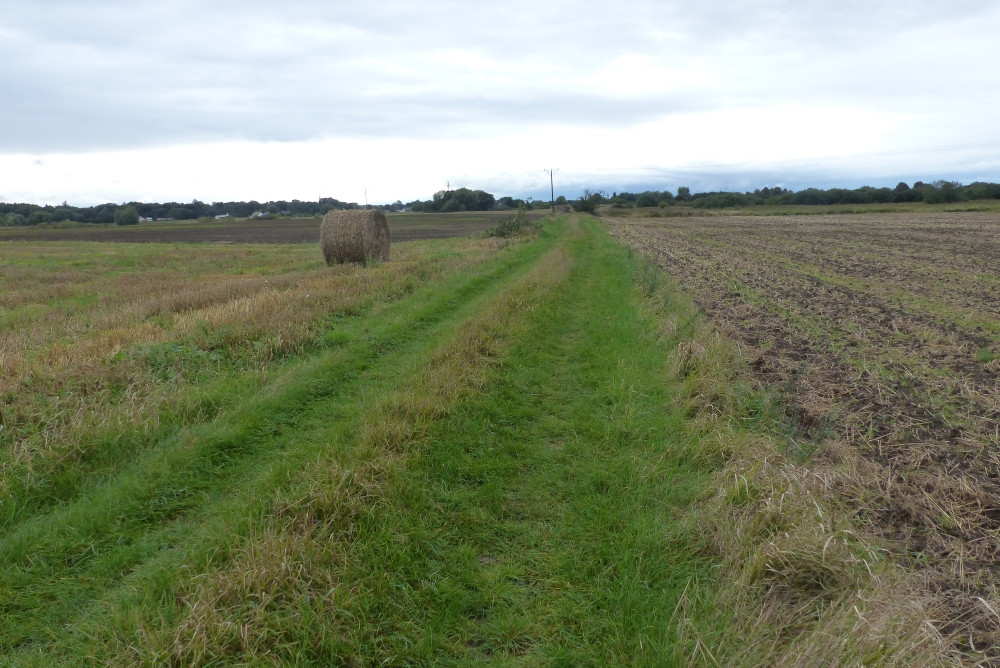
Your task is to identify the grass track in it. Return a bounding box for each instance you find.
[2,230,554,653]
[4,217,724,665]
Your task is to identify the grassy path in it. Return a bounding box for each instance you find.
[378,217,719,663]
[5,217,723,665]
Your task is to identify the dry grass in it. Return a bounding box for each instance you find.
[99,245,574,666]
[621,215,994,664]
[0,238,512,500]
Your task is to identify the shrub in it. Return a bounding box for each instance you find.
[574,191,601,214]
[115,205,140,226]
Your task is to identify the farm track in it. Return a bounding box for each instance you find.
[2,217,777,665]
[610,211,1000,652]
[0,232,553,652]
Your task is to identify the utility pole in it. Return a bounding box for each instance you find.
[544,168,559,212]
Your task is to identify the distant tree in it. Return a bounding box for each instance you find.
[894,181,910,192]
[92,204,117,224]
[169,207,195,220]
[52,206,81,222]
[574,190,600,214]
[917,180,962,204]
[555,195,567,205]
[676,186,691,201]
[115,205,140,225]
[965,181,1000,200]
[635,191,659,207]
[692,192,749,209]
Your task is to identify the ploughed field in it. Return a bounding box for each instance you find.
[610,211,1000,642]
[0,210,533,244]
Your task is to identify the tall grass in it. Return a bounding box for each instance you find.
[633,258,958,665]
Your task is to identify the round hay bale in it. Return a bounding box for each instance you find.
[320,209,391,266]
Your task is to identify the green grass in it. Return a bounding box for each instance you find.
[1,216,945,665]
[0,217,724,665]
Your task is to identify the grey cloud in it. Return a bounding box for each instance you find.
[3,0,999,156]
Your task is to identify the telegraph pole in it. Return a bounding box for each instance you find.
[544,168,559,212]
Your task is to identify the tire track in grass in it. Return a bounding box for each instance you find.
[54,216,723,665]
[0,243,523,532]
[0,233,554,652]
[19,228,574,665]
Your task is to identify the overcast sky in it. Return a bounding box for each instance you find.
[2,0,999,205]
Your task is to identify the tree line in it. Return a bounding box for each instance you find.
[575,180,1000,211]
[0,188,550,227]
[0,197,362,226]
[6,180,1000,227]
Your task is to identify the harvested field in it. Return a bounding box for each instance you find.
[609,211,1000,654]
[0,211,542,244]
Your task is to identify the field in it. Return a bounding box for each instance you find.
[0,212,984,664]
[0,210,535,244]
[609,211,1000,653]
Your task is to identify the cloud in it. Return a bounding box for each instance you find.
[2,0,999,203]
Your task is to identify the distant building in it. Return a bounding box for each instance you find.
[250,211,265,218]
[215,214,230,219]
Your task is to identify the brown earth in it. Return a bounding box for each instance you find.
[0,211,533,244]
[609,211,1000,656]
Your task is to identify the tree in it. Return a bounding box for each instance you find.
[676,186,691,201]
[52,206,81,222]
[115,205,139,225]
[635,191,659,207]
[574,190,600,214]
[921,180,961,204]
[92,204,116,224]
[168,207,195,220]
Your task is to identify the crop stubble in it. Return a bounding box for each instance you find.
[610,211,1000,649]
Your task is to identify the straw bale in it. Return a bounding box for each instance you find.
[320,209,391,266]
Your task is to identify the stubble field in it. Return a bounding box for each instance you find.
[0,210,539,244]
[609,211,1000,650]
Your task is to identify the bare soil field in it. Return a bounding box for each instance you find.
[0,211,534,244]
[610,211,1000,651]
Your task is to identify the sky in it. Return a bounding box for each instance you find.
[2,0,999,206]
